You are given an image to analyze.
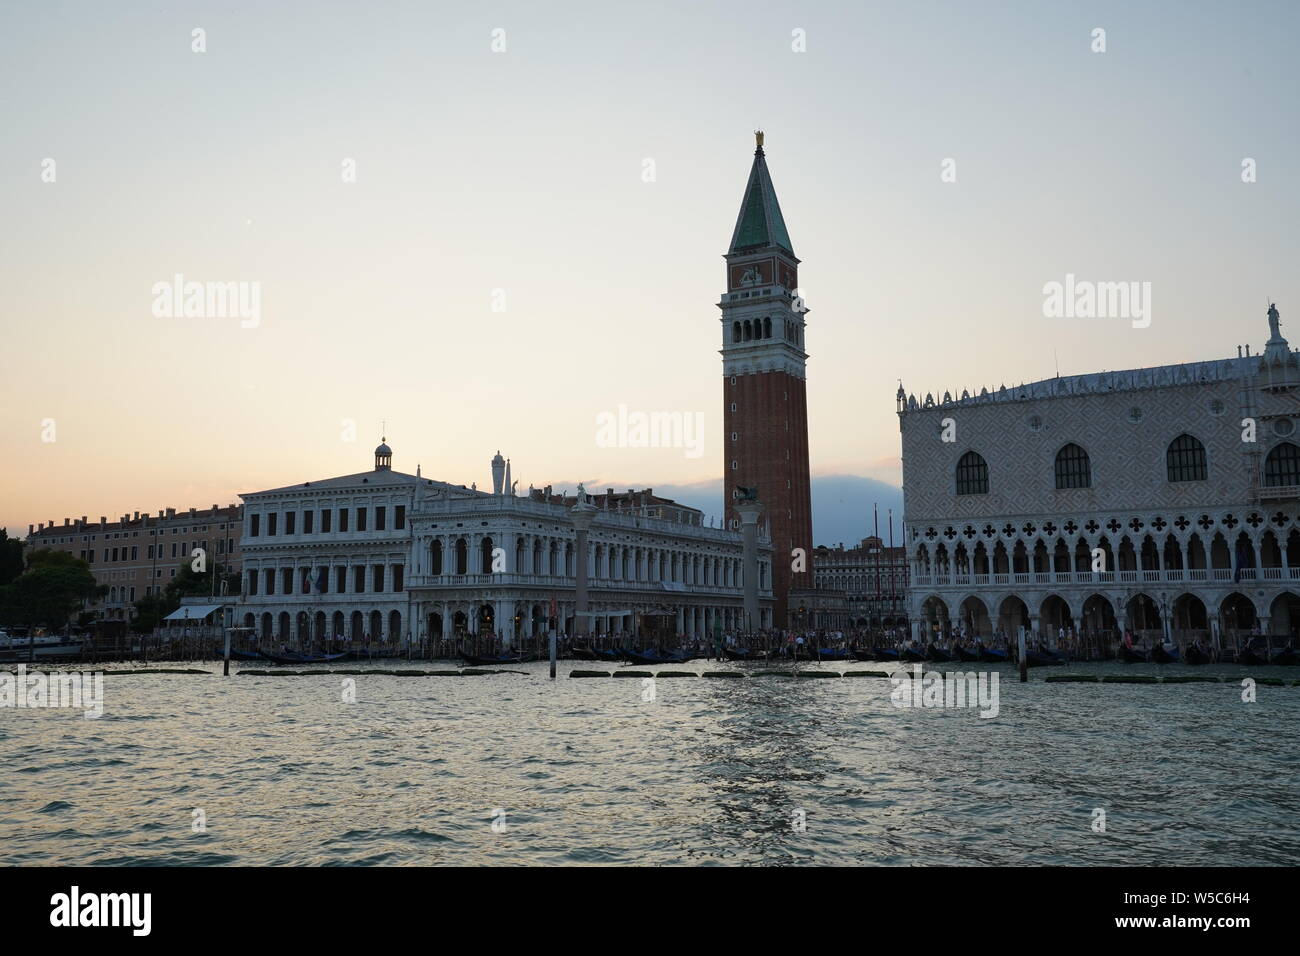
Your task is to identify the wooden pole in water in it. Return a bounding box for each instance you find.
[222,625,231,677]
[1018,625,1028,682]
[549,627,557,679]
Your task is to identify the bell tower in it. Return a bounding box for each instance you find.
[718,132,814,628]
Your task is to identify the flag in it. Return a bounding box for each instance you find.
[314,569,326,593]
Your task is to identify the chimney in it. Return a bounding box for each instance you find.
[133,511,139,520]
[211,504,218,513]
[166,508,176,518]
[189,508,196,517]
[100,516,107,526]
[27,524,33,536]
[38,523,44,532]
[64,518,70,526]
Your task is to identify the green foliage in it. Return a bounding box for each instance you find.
[0,530,24,587]
[0,554,99,630]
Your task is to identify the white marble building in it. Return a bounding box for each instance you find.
[899,305,1300,649]
[237,444,773,645]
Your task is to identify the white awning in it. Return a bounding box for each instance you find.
[164,604,224,621]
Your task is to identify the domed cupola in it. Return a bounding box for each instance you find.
[374,437,393,471]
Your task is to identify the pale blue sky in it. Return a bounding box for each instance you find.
[2,0,1297,542]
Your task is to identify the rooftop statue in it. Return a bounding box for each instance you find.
[1269,302,1282,339]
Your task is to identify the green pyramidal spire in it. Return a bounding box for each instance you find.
[728,132,794,256]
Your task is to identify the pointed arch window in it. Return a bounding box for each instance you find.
[1166,434,1207,482]
[1054,443,1091,489]
[955,451,988,496]
[1264,442,1300,487]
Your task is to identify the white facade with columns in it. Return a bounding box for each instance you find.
[238,443,774,645]
[898,306,1300,650]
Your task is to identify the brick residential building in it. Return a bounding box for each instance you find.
[24,504,243,622]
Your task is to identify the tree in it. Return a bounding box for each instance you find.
[0,558,99,631]
[0,529,24,587]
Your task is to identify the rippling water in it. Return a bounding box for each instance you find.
[2,660,1297,865]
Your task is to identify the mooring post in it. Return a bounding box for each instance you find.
[549,628,557,679]
[1018,625,1027,682]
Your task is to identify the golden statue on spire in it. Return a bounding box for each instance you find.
[755,129,764,148]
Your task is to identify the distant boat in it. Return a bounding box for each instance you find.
[569,644,598,661]
[723,646,766,661]
[900,648,927,663]
[926,645,954,663]
[814,647,851,661]
[344,648,404,661]
[872,647,901,662]
[623,648,692,665]
[590,647,623,662]
[1119,645,1148,663]
[218,648,261,661]
[1184,645,1211,665]
[1025,648,1065,667]
[1151,645,1180,664]
[258,650,349,665]
[952,646,981,662]
[1270,646,1300,666]
[978,647,1008,663]
[461,651,531,666]
[1236,648,1267,666]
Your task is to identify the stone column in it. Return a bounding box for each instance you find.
[571,492,598,638]
[735,498,764,633]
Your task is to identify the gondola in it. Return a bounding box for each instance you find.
[952,645,981,662]
[623,648,692,665]
[258,650,349,665]
[814,647,851,661]
[461,651,532,666]
[723,646,766,661]
[1183,644,1211,665]
[1236,648,1267,665]
[590,647,623,662]
[1151,645,1180,664]
[978,647,1008,663]
[221,648,262,661]
[926,645,954,663]
[900,648,927,663]
[1119,645,1148,663]
[1025,648,1065,667]
[852,649,879,662]
[872,647,901,662]
[343,648,404,661]
[1270,646,1300,666]
[569,644,598,661]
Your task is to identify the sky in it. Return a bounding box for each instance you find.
[2,0,1297,544]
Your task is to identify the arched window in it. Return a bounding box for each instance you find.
[1166,434,1207,482]
[1264,442,1300,487]
[732,321,741,343]
[955,451,988,495]
[1054,443,1091,489]
[743,320,752,341]
[763,316,772,338]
